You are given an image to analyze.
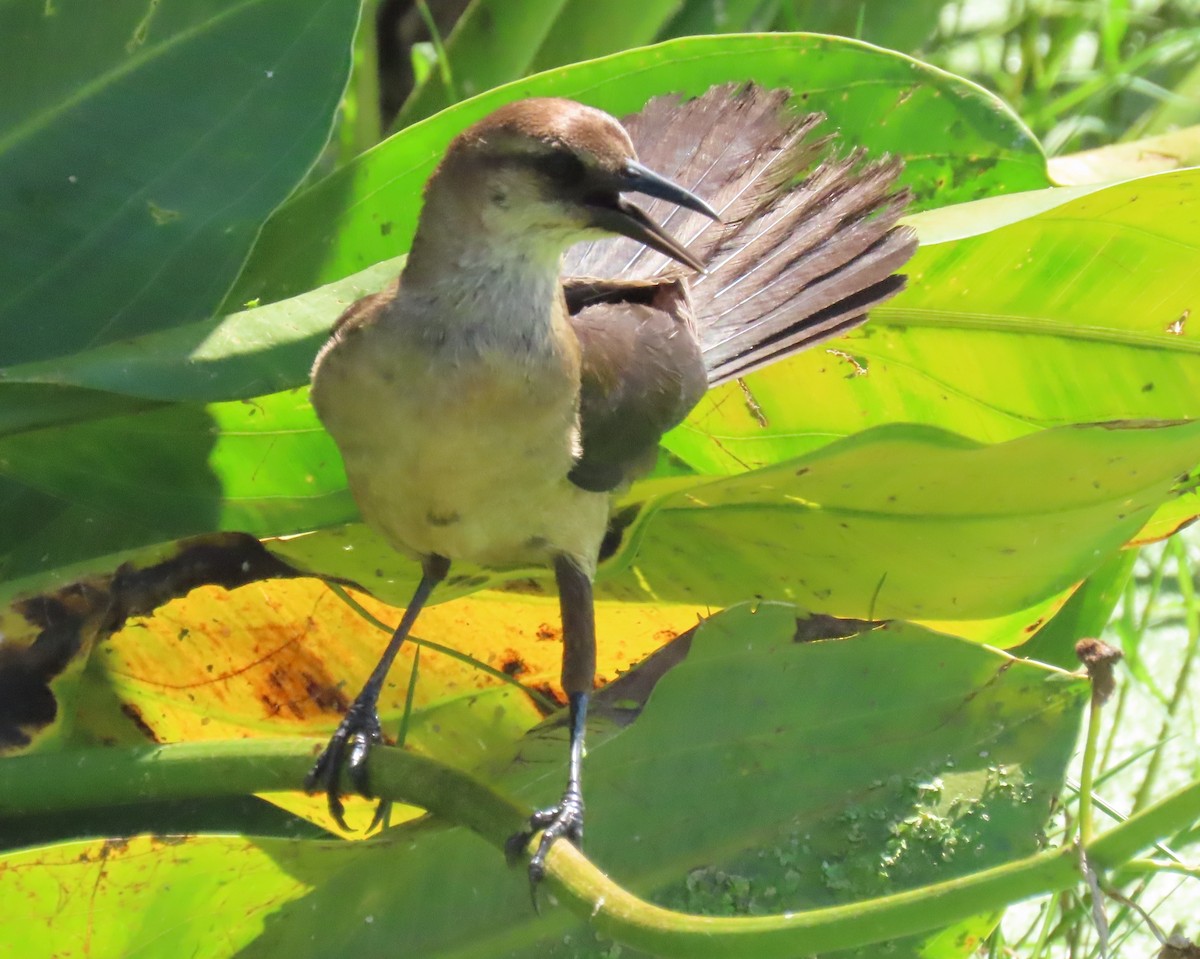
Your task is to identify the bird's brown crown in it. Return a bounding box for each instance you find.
[448,98,637,175]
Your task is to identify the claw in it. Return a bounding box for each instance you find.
[366,797,394,833]
[508,786,585,906]
[305,697,387,831]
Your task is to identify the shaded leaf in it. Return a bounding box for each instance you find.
[528,0,686,73]
[393,0,570,128]
[0,392,351,600]
[0,0,360,365]
[0,258,404,431]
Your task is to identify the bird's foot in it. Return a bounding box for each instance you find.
[506,785,585,905]
[304,696,392,831]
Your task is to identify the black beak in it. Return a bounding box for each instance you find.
[585,160,718,273]
[621,160,720,219]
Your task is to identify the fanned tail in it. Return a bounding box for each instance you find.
[562,83,918,386]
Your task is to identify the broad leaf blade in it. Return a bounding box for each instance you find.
[668,169,1200,474]
[0,0,360,365]
[613,421,1200,618]
[267,419,1200,621]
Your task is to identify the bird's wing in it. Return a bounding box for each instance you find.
[562,83,917,387]
[563,277,707,493]
[328,277,401,337]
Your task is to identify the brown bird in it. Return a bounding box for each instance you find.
[305,83,917,888]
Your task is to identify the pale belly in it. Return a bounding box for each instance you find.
[312,330,609,571]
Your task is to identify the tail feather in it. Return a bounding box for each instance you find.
[561,83,917,387]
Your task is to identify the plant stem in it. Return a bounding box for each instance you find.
[1078,683,1103,846]
[1,740,1197,959]
[1132,537,1200,812]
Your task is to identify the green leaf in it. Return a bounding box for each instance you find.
[1020,548,1139,667]
[1048,125,1200,184]
[268,419,1200,622]
[661,0,786,36]
[0,0,361,366]
[612,421,1200,618]
[0,257,404,425]
[667,169,1200,476]
[0,391,355,601]
[226,33,1046,311]
[393,0,571,128]
[0,832,340,958]
[527,0,687,72]
[768,0,947,54]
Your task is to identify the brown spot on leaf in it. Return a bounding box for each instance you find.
[499,651,527,677]
[119,702,161,743]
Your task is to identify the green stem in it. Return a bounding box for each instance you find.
[1077,686,1102,847]
[1132,537,1200,812]
[2,740,1198,958]
[1114,858,1200,881]
[1101,545,1167,771]
[415,0,457,101]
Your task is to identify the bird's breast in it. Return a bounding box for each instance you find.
[311,317,607,569]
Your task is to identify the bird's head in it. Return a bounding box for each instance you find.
[427,98,717,272]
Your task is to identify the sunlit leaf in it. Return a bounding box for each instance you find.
[268,419,1200,622]
[672,169,1200,474]
[1048,125,1200,184]
[0,605,1086,958]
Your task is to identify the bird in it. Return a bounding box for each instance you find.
[304,82,918,889]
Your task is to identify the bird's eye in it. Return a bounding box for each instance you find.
[537,151,587,186]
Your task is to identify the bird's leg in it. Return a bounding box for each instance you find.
[508,554,595,893]
[305,553,449,830]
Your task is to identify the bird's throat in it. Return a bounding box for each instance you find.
[403,228,569,358]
